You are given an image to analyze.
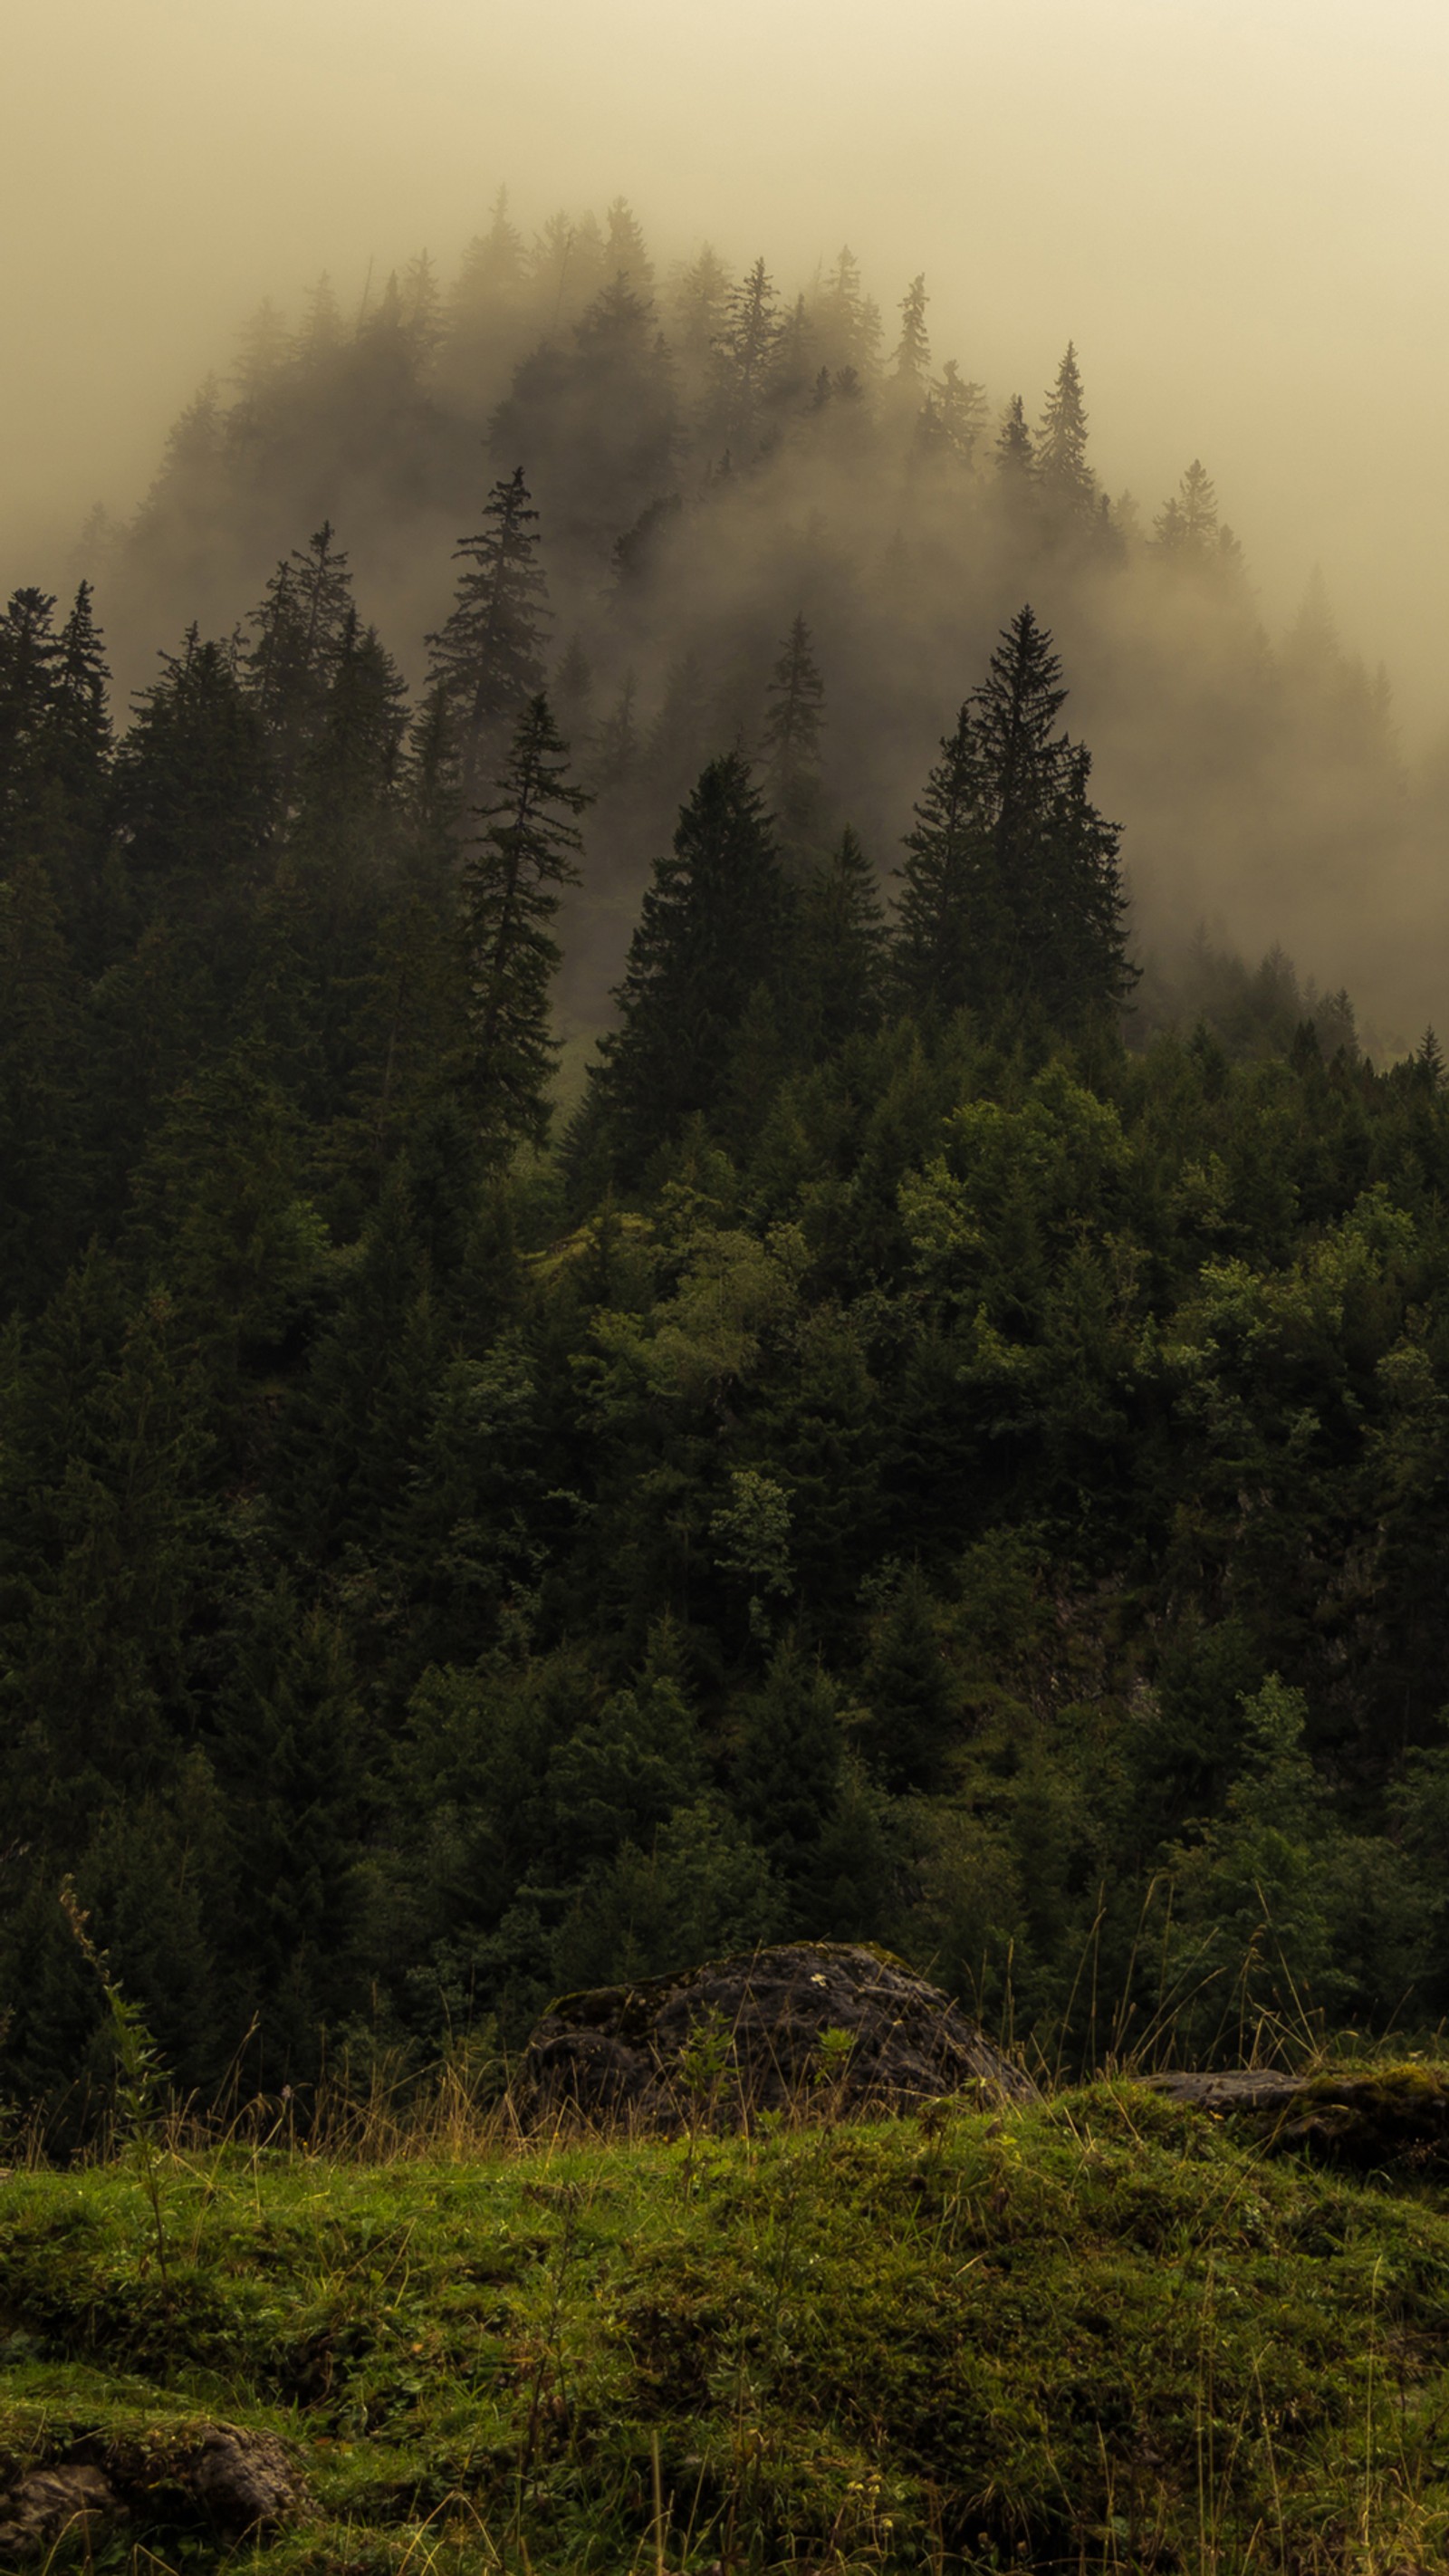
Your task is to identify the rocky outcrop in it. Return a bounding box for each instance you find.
[1145,2062,1449,2167]
[515,1940,1034,2130]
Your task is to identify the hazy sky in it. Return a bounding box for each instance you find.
[6,0,1449,722]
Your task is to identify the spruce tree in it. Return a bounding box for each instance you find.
[590,751,789,1172]
[461,693,589,1150]
[894,703,989,1019]
[1036,342,1096,521]
[604,196,653,289]
[450,189,527,319]
[711,259,782,447]
[796,828,888,1051]
[891,274,931,390]
[425,468,550,803]
[244,522,354,806]
[894,607,1134,1030]
[0,589,61,847]
[931,360,987,465]
[995,393,1035,487]
[760,612,826,851]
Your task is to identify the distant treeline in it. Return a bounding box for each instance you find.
[70,189,1436,1037]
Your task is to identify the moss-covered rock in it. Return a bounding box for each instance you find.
[1148,2059,1449,2168]
[516,1937,1034,2129]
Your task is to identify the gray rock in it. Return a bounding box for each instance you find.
[516,1939,1034,2129]
[185,2426,311,2533]
[0,2463,125,2561]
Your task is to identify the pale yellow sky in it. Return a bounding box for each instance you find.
[5,0,1449,718]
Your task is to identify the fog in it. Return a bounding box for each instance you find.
[6,0,1449,1037]
[7,0,1449,668]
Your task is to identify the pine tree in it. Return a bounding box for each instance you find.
[590,752,789,1171]
[795,828,888,1051]
[1036,342,1096,521]
[1153,459,1242,576]
[0,589,61,846]
[891,274,931,390]
[995,393,1035,488]
[895,608,1134,1029]
[669,245,732,370]
[425,468,550,804]
[43,583,110,807]
[115,628,273,927]
[461,693,589,1149]
[451,189,527,319]
[760,613,826,851]
[894,702,989,1019]
[402,250,444,362]
[815,246,882,381]
[929,360,988,466]
[244,522,354,805]
[770,294,816,406]
[295,273,343,362]
[711,259,782,447]
[605,196,653,289]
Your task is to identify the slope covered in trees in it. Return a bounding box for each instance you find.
[71,194,1440,1043]
[5,197,1449,2134]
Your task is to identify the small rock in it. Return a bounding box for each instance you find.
[0,2463,125,2561]
[187,2425,312,2533]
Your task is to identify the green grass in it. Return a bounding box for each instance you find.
[5,2081,1449,2571]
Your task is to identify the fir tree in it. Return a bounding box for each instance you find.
[604,196,653,289]
[1036,341,1096,520]
[670,245,732,369]
[451,189,527,318]
[795,827,888,1049]
[929,360,987,466]
[425,468,550,804]
[816,245,882,381]
[895,608,1134,1029]
[894,701,989,1019]
[760,613,826,851]
[461,693,589,1149]
[0,589,61,844]
[891,274,931,390]
[590,751,789,1171]
[711,259,782,447]
[995,393,1035,487]
[244,522,354,805]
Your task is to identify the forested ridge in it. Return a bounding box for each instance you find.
[5,195,1449,2136]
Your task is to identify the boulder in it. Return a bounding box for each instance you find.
[1146,2062,1449,2167]
[0,2463,125,2561]
[515,1940,1034,2130]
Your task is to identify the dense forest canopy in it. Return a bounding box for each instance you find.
[5,192,1449,2137]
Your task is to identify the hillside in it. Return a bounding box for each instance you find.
[5,2082,1449,2571]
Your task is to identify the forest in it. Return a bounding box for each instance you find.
[5,193,1449,2140]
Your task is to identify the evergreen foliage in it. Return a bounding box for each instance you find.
[425,468,550,802]
[5,202,1449,2126]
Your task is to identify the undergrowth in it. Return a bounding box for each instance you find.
[5,2081,1449,2570]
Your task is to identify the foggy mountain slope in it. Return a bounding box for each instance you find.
[77,197,1435,1043]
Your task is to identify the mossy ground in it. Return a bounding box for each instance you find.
[5,2081,1449,2571]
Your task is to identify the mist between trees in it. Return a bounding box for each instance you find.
[62,189,1444,1051]
[10,189,1449,2137]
